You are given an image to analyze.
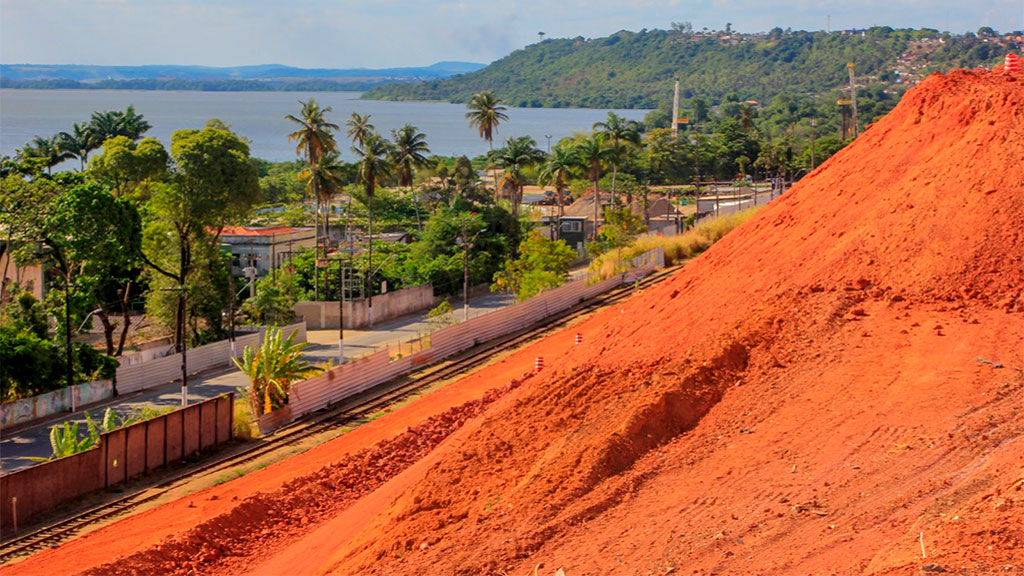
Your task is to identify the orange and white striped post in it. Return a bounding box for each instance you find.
[575,333,583,345]
[1005,53,1020,74]
[535,357,545,371]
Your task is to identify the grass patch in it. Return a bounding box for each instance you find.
[233,398,257,440]
[590,206,762,280]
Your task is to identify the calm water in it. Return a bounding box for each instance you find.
[0,90,648,163]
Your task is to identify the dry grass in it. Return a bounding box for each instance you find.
[590,207,762,280]
[233,399,257,440]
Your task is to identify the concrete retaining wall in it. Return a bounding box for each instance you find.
[294,283,434,330]
[1,380,113,430]
[0,393,233,533]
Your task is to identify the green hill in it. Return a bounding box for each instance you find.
[364,27,1016,108]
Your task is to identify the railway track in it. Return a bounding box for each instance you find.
[0,265,679,564]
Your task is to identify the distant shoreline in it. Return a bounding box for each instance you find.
[0,79,385,92]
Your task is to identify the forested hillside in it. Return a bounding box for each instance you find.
[365,26,1017,108]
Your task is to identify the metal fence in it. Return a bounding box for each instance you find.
[284,248,664,423]
[0,393,234,533]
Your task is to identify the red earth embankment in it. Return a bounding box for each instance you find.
[318,69,1024,574]
[4,67,1021,576]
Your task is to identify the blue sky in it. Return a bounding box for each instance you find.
[2,0,1022,68]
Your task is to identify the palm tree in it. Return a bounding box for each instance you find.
[18,136,73,174]
[573,134,612,242]
[466,91,509,150]
[285,99,339,300]
[346,113,375,148]
[90,106,152,142]
[467,91,509,191]
[390,124,431,187]
[352,132,394,325]
[538,143,577,220]
[57,123,101,170]
[488,136,545,220]
[593,112,641,206]
[300,150,346,243]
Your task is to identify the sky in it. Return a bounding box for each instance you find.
[1,0,1022,69]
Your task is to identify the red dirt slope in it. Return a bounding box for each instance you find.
[323,69,1024,575]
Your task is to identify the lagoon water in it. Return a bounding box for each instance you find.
[0,90,649,163]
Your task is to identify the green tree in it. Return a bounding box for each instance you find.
[595,206,646,260]
[593,112,642,205]
[573,134,612,241]
[352,132,394,312]
[538,143,577,218]
[488,136,545,220]
[57,122,102,171]
[4,176,141,387]
[286,99,340,300]
[345,112,376,148]
[89,106,152,142]
[241,269,304,325]
[17,136,72,175]
[492,229,576,301]
[466,91,509,151]
[143,121,259,351]
[390,124,431,187]
[234,326,316,416]
[88,135,169,199]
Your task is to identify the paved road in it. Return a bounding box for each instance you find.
[0,292,515,473]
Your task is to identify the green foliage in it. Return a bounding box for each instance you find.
[492,229,576,301]
[241,269,305,325]
[38,407,141,460]
[143,121,259,349]
[589,207,647,259]
[233,327,316,416]
[89,136,169,200]
[365,27,983,109]
[426,300,457,328]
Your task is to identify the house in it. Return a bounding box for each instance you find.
[220,226,316,278]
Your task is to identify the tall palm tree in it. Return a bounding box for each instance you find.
[352,132,394,325]
[286,99,339,300]
[466,91,509,150]
[487,136,545,220]
[18,136,73,174]
[467,91,509,191]
[57,123,101,170]
[593,112,641,206]
[573,134,612,242]
[301,150,346,243]
[390,124,430,187]
[91,106,152,142]
[346,113,375,148]
[538,143,577,220]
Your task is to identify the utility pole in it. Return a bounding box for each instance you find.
[337,256,345,365]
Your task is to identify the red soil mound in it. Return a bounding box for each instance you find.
[321,69,1024,574]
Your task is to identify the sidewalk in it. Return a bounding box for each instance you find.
[0,291,515,473]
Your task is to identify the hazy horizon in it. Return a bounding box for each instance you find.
[2,1,1021,69]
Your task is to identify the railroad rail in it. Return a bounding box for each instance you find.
[0,265,679,564]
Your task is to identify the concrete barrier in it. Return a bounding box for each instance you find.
[294,283,434,330]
